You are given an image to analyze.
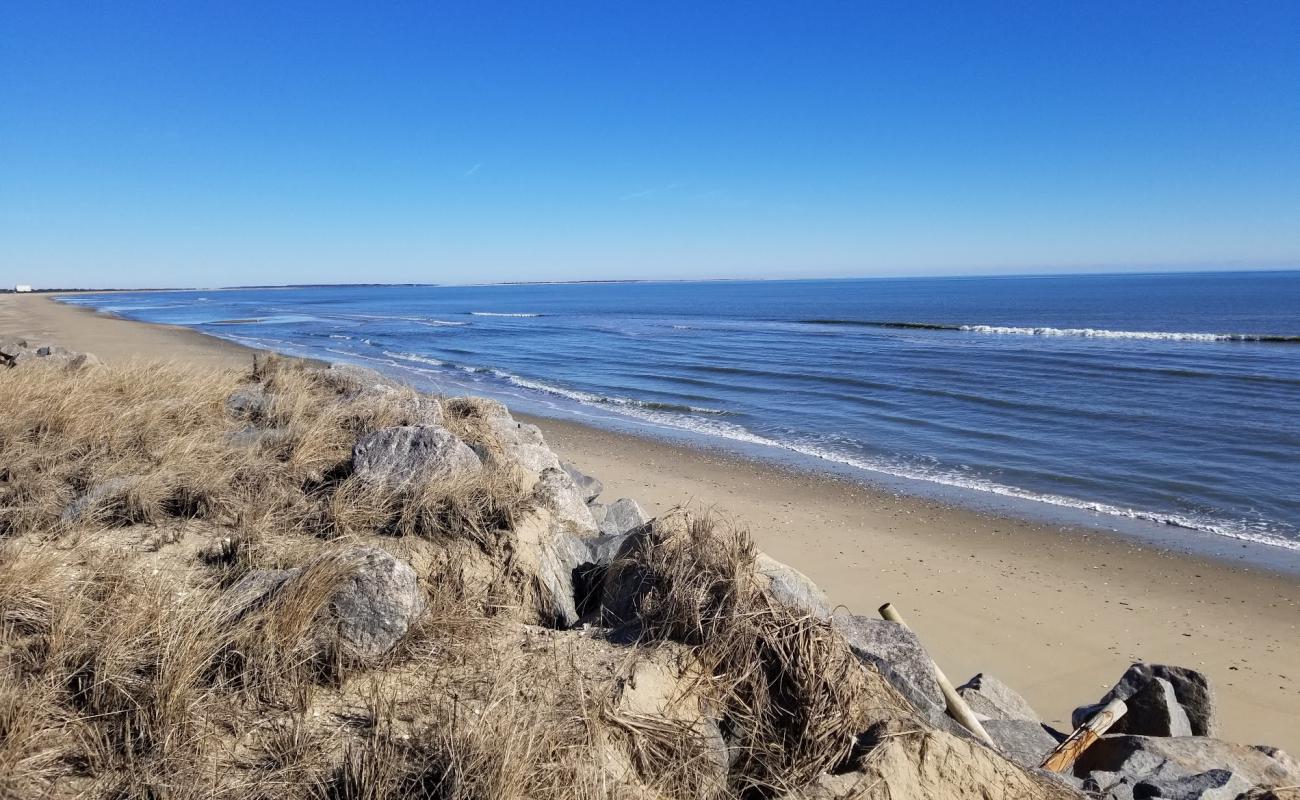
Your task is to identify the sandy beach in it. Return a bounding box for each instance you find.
[3,292,1297,751]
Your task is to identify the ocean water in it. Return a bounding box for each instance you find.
[61,271,1300,552]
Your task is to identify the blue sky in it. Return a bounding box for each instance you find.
[2,1,1298,288]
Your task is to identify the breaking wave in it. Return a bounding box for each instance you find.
[798,319,1300,342]
[469,312,543,317]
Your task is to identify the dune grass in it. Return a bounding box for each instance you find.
[0,357,968,799]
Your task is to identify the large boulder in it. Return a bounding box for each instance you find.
[534,467,599,537]
[0,337,28,364]
[351,425,481,487]
[755,552,832,619]
[957,673,1041,723]
[982,719,1059,768]
[226,385,271,421]
[1077,664,1217,737]
[509,506,592,627]
[221,545,425,660]
[832,614,945,723]
[561,461,603,502]
[590,497,650,537]
[1084,767,1251,800]
[327,545,427,658]
[1076,736,1300,795]
[480,416,563,475]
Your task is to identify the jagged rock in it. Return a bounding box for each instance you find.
[585,532,633,567]
[1076,736,1300,794]
[1078,664,1217,737]
[957,672,1041,723]
[755,552,832,619]
[313,363,400,397]
[0,337,28,360]
[326,545,426,659]
[221,567,301,624]
[562,461,603,502]
[510,507,592,627]
[1116,676,1193,737]
[219,546,425,659]
[833,613,945,722]
[983,719,1059,768]
[1085,765,1250,800]
[482,416,563,475]
[591,497,649,537]
[1237,789,1300,800]
[226,385,271,420]
[534,467,599,537]
[352,425,481,487]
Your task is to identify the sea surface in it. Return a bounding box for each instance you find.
[61,272,1300,553]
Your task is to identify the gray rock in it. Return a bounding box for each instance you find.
[983,719,1058,768]
[0,337,29,360]
[60,477,134,525]
[1076,735,1300,793]
[481,416,563,475]
[220,567,301,623]
[585,532,632,567]
[1108,676,1193,738]
[756,552,832,619]
[352,425,481,487]
[833,613,945,720]
[1080,664,1217,737]
[534,467,599,537]
[957,673,1041,723]
[594,498,648,537]
[35,345,68,357]
[226,386,271,420]
[511,507,591,627]
[326,545,426,659]
[221,547,426,660]
[561,462,602,502]
[315,363,400,398]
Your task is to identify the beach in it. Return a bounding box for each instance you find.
[3,292,1297,752]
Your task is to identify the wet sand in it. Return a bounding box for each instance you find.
[4,293,1297,750]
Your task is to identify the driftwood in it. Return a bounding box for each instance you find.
[877,602,996,748]
[1039,698,1128,772]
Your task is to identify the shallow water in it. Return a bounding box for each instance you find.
[62,271,1300,551]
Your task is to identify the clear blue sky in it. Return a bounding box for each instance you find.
[2,1,1298,288]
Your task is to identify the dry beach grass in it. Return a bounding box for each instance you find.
[4,357,1071,799]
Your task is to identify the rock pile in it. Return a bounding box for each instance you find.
[216,361,1296,800]
[28,350,1291,799]
[0,338,102,370]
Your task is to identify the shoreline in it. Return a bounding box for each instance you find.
[3,293,1297,751]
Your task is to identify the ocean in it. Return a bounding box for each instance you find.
[60,271,1300,553]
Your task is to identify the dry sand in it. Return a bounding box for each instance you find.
[4,293,1297,751]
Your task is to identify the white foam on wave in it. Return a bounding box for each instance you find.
[414,319,468,327]
[329,334,352,340]
[383,350,445,367]
[490,371,727,415]
[959,324,1282,342]
[470,312,541,317]
[550,401,1300,552]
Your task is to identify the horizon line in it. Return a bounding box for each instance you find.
[25,264,1300,294]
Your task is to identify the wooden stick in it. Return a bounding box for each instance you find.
[1039,698,1127,772]
[877,602,996,748]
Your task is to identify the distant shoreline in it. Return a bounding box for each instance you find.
[14,265,1300,295]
